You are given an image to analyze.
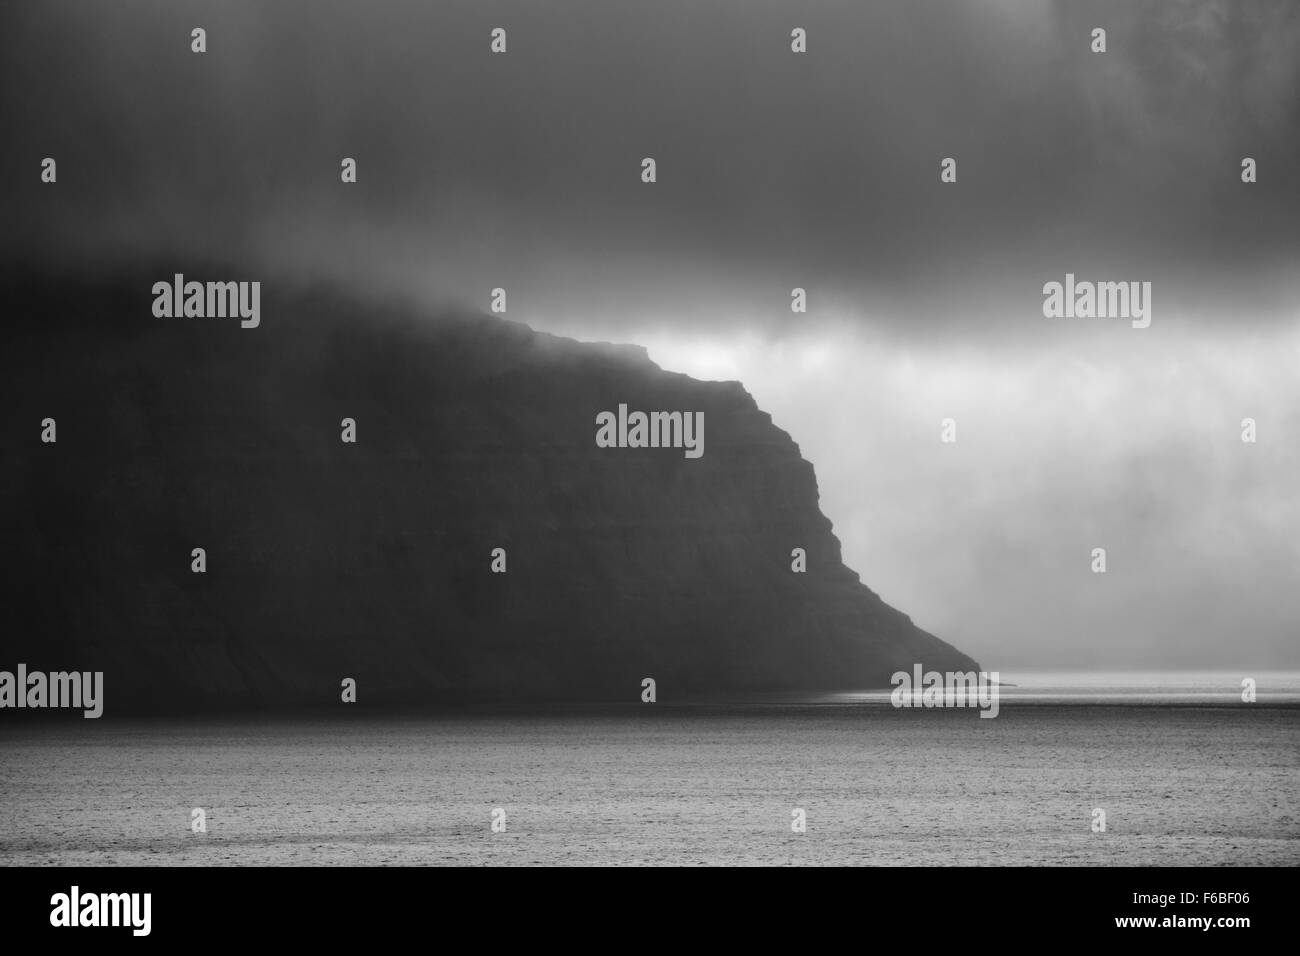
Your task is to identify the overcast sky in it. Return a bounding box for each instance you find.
[4,0,1298,667]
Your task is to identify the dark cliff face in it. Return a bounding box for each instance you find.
[1,268,979,712]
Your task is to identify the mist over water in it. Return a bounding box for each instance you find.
[2,1,1297,875]
[822,671,1300,705]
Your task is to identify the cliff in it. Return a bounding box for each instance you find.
[0,268,980,712]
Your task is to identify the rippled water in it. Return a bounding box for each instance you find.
[2,673,1297,865]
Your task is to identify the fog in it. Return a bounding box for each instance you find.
[3,0,1297,666]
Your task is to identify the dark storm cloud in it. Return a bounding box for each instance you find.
[3,0,1297,335]
[3,0,1297,669]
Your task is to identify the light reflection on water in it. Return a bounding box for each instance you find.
[818,671,1300,706]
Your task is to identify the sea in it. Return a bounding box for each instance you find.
[2,671,1297,866]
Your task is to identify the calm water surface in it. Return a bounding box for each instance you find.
[2,672,1297,865]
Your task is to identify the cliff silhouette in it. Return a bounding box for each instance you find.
[1,266,980,712]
